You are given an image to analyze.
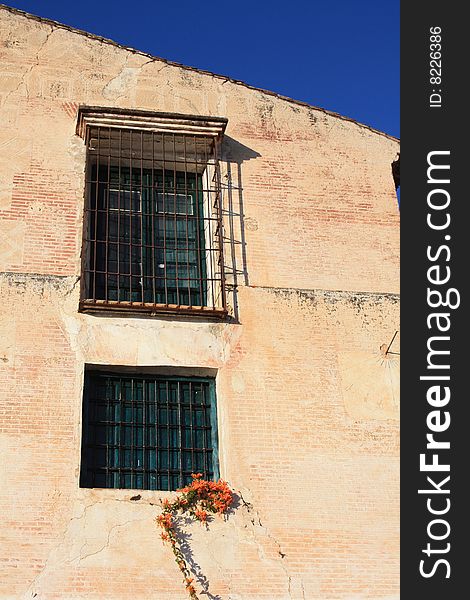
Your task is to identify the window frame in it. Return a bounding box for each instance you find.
[79,368,220,492]
[76,107,228,317]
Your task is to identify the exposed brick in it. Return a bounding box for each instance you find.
[0,6,399,600]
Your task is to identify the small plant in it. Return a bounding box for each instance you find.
[155,473,234,599]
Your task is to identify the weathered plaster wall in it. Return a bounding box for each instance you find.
[0,6,399,600]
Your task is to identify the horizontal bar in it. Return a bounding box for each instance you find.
[79,300,227,317]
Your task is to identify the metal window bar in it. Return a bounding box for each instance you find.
[80,372,217,491]
[81,126,226,316]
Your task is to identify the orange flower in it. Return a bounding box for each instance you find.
[195,509,208,523]
[156,513,173,530]
[156,477,234,598]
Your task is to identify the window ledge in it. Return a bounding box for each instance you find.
[79,299,228,319]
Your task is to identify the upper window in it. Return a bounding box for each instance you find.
[76,108,228,316]
[80,369,219,491]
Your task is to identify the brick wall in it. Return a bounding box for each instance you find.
[0,6,399,599]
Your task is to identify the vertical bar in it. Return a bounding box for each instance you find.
[214,137,227,310]
[107,376,112,488]
[151,132,156,305]
[202,381,209,478]
[105,127,111,302]
[92,128,100,301]
[177,380,183,488]
[118,377,122,488]
[193,136,204,306]
[94,376,100,487]
[140,130,145,304]
[105,375,110,487]
[183,135,191,305]
[205,140,216,310]
[208,379,219,480]
[89,375,96,487]
[117,129,122,302]
[131,377,135,489]
[172,134,179,305]
[115,376,119,487]
[189,380,194,478]
[162,133,168,305]
[154,376,158,490]
[142,376,147,489]
[166,379,170,490]
[129,131,133,303]
[208,140,216,309]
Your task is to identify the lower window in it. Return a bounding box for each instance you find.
[80,369,219,491]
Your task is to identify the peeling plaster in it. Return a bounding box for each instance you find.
[103,66,140,100]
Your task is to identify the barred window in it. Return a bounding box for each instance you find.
[77,108,227,316]
[80,370,219,491]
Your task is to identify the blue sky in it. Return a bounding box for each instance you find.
[4,0,399,138]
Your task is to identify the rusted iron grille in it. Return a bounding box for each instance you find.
[81,126,226,314]
[80,372,217,491]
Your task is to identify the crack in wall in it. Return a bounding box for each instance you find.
[172,92,199,114]
[2,25,57,106]
[201,534,234,600]
[237,487,306,600]
[22,497,149,599]
[20,489,306,599]
[63,275,80,298]
[77,516,148,564]
[102,55,166,101]
[22,498,99,599]
[102,53,132,100]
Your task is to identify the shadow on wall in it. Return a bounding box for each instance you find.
[220,137,261,322]
[174,492,251,600]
